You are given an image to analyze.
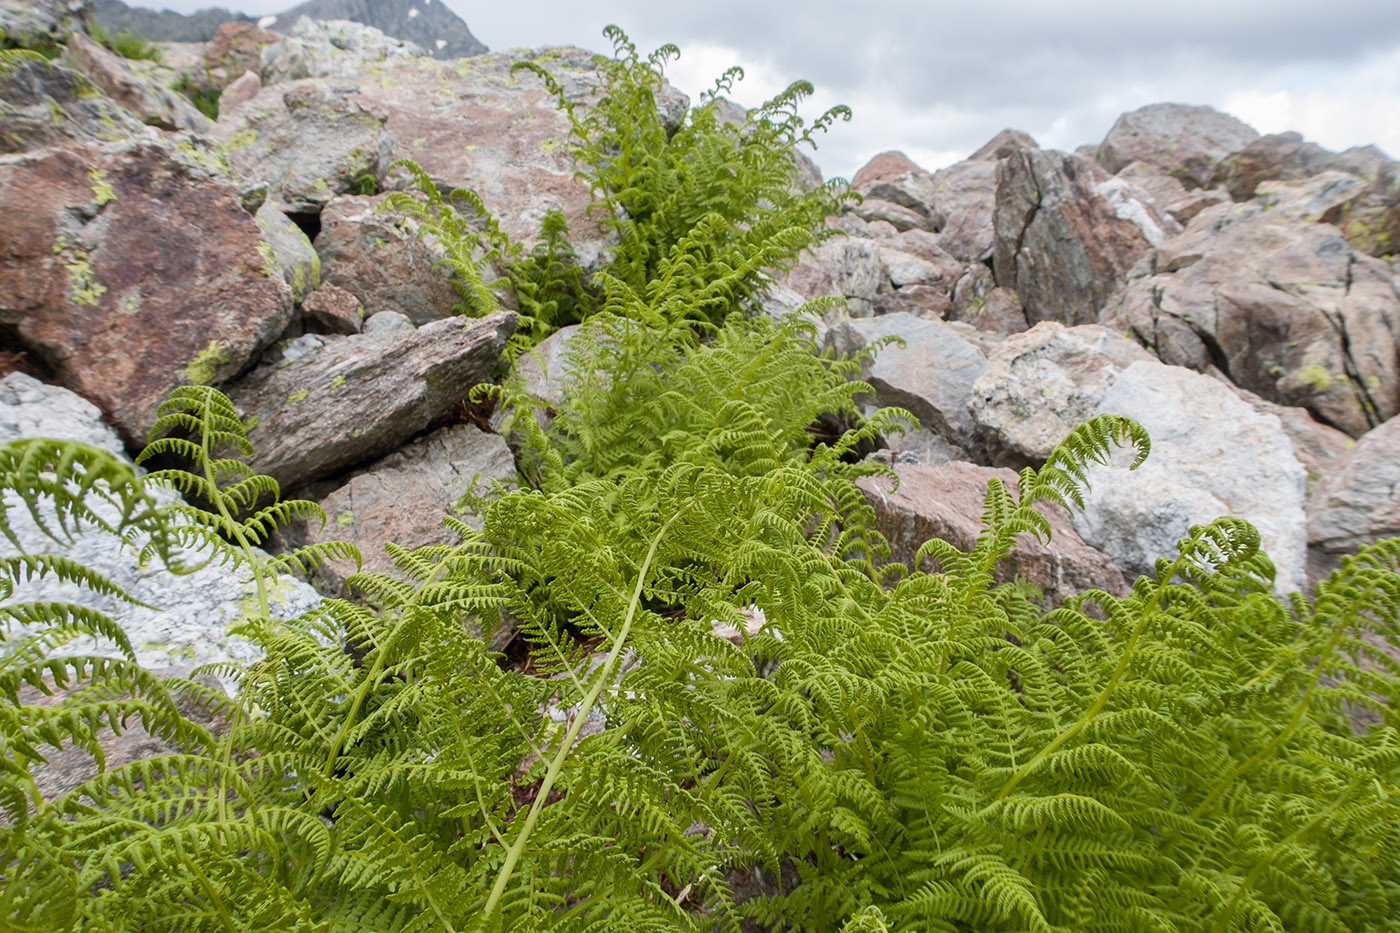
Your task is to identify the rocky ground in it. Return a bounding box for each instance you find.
[3,1,1399,775]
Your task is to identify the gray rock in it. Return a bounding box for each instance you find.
[1114,160,1227,225]
[61,31,209,133]
[302,281,364,334]
[228,310,515,489]
[1073,360,1307,593]
[928,159,999,262]
[0,59,145,153]
[0,373,321,687]
[1096,103,1259,189]
[1307,415,1400,582]
[362,309,414,333]
[258,16,425,85]
[255,202,320,302]
[287,423,516,600]
[828,312,987,452]
[968,322,1154,468]
[210,78,393,213]
[0,0,87,51]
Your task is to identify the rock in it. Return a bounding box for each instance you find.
[0,58,144,153]
[218,69,261,111]
[992,148,1157,326]
[210,78,394,213]
[198,20,281,93]
[263,2,488,63]
[352,46,617,265]
[1096,103,1259,189]
[798,236,889,317]
[302,281,363,334]
[316,193,460,324]
[968,322,1154,467]
[17,665,229,809]
[258,16,425,85]
[227,310,515,489]
[873,283,952,319]
[362,309,414,333]
[1072,360,1307,593]
[858,460,1126,603]
[0,372,321,685]
[255,201,319,302]
[61,31,209,132]
[1114,160,1226,225]
[851,150,923,189]
[0,138,294,447]
[849,197,927,232]
[928,159,998,261]
[948,275,1027,336]
[1307,415,1400,581]
[828,312,986,452]
[1209,131,1341,201]
[0,0,88,52]
[1221,380,1354,493]
[1102,194,1400,437]
[287,423,515,599]
[968,128,1038,162]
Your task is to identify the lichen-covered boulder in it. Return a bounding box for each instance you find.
[1096,103,1259,189]
[0,58,145,153]
[0,138,294,447]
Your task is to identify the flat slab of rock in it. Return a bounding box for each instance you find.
[289,423,516,598]
[1096,103,1259,189]
[969,321,1154,468]
[1073,360,1307,593]
[1308,415,1400,581]
[0,138,294,447]
[859,460,1126,603]
[228,310,516,489]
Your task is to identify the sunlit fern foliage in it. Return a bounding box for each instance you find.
[387,25,855,355]
[0,29,50,72]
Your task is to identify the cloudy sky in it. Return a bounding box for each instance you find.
[148,0,1400,182]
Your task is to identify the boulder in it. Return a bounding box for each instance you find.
[301,281,363,334]
[798,236,889,317]
[255,201,319,302]
[927,159,998,261]
[858,460,1126,603]
[949,265,1027,335]
[0,138,294,447]
[851,150,923,189]
[0,0,88,52]
[1307,415,1400,581]
[287,423,516,599]
[851,150,939,231]
[0,372,321,683]
[1225,382,1354,494]
[362,309,414,333]
[968,128,1037,162]
[198,20,281,93]
[227,310,515,489]
[315,193,460,325]
[258,16,425,85]
[1209,131,1345,201]
[218,69,261,111]
[828,312,987,452]
[992,148,1158,326]
[1096,103,1259,189]
[210,78,394,213]
[0,58,145,153]
[1102,188,1400,437]
[873,284,952,319]
[61,31,209,132]
[968,322,1154,468]
[1072,360,1307,593]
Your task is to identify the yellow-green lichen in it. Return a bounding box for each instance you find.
[65,251,106,306]
[184,340,228,386]
[45,99,65,125]
[539,137,559,153]
[172,138,231,175]
[1298,364,1334,392]
[88,167,115,206]
[329,374,346,389]
[334,509,354,528]
[257,239,279,277]
[226,127,257,150]
[287,387,310,403]
[310,252,321,289]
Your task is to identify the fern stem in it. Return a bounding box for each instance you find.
[478,503,690,925]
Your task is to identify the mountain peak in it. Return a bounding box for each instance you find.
[265,0,486,59]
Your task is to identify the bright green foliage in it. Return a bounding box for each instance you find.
[388,26,855,354]
[87,22,163,63]
[0,30,49,72]
[171,74,220,120]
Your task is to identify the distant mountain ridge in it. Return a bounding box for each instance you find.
[91,0,488,58]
